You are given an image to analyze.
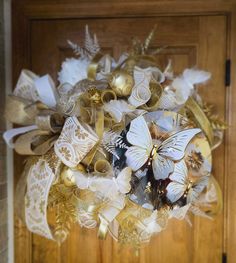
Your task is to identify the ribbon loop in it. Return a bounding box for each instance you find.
[185,97,214,146]
[35,110,64,133]
[5,95,35,125]
[14,129,57,155]
[34,74,59,108]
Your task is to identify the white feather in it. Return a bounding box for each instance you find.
[158,68,211,110]
[183,69,211,85]
[58,58,89,85]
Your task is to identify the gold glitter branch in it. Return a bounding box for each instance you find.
[202,102,228,131]
[48,184,79,243]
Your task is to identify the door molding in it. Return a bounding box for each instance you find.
[12,2,236,262]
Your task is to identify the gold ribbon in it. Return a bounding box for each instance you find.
[35,110,64,133]
[87,53,104,80]
[15,157,39,223]
[5,93,65,156]
[95,110,104,139]
[100,89,117,104]
[14,130,58,155]
[206,175,223,216]
[5,95,35,125]
[94,159,112,176]
[185,97,214,146]
[97,216,109,239]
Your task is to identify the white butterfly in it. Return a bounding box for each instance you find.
[125,116,201,180]
[74,167,132,200]
[166,160,209,203]
[142,210,163,234]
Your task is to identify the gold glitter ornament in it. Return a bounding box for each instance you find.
[87,88,101,104]
[109,70,134,97]
[61,166,76,186]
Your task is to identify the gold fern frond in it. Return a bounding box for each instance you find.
[209,116,228,130]
[202,102,228,131]
[48,182,79,243]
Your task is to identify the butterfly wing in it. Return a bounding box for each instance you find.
[166,160,188,203]
[115,167,132,194]
[170,204,191,220]
[152,155,174,180]
[126,116,153,170]
[125,146,149,171]
[158,128,201,161]
[126,116,153,150]
[187,176,209,203]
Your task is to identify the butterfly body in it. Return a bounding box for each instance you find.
[183,180,193,198]
[148,144,159,165]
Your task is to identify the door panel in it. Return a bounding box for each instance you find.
[16,15,226,263]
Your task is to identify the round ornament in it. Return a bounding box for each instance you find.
[109,69,134,97]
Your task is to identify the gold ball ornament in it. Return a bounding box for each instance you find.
[61,166,76,187]
[109,70,134,97]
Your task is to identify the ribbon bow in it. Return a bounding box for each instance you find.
[3,70,99,164]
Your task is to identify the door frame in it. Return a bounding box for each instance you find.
[12,1,236,262]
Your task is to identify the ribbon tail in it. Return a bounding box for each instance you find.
[98,196,125,239]
[3,125,38,148]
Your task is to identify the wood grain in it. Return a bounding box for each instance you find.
[12,1,236,262]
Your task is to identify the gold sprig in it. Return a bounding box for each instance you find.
[131,25,157,55]
[151,45,168,55]
[54,201,78,243]
[202,102,228,130]
[143,25,157,53]
[48,183,79,243]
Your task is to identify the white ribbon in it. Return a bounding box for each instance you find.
[128,67,152,107]
[13,69,39,101]
[54,117,99,167]
[3,125,38,148]
[25,154,61,240]
[99,196,125,223]
[34,74,59,108]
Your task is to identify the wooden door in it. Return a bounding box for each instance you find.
[13,4,229,263]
